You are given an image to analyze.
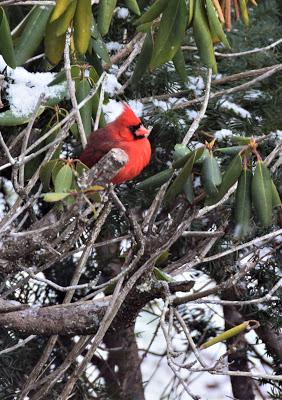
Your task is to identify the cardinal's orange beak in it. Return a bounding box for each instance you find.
[137,125,151,138]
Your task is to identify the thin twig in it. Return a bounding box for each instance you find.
[64,29,87,148]
[181,38,282,58]
[19,94,45,186]
[182,68,212,146]
[0,335,37,356]
[93,80,105,131]
[0,131,15,165]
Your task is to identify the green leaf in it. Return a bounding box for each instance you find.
[131,31,153,84]
[172,48,187,82]
[75,77,92,136]
[73,0,92,54]
[86,185,105,192]
[172,151,195,169]
[39,159,60,191]
[252,161,273,227]
[188,0,194,26]
[150,0,187,69]
[201,321,254,349]
[164,147,204,206]
[206,153,243,205]
[153,267,173,282]
[137,169,173,190]
[55,0,77,36]
[234,168,252,238]
[215,146,244,155]
[0,110,39,126]
[44,14,66,65]
[173,144,191,161]
[97,0,117,36]
[91,37,111,64]
[183,174,194,204]
[87,50,104,75]
[136,22,152,33]
[206,0,230,48]
[124,0,141,15]
[15,6,52,66]
[192,0,217,73]
[271,180,281,208]
[50,0,76,22]
[238,0,249,26]
[76,160,89,176]
[54,164,73,193]
[229,136,252,145]
[134,0,169,26]
[43,192,70,202]
[0,8,16,68]
[195,147,209,165]
[201,152,222,197]
[47,65,80,86]
[51,159,65,183]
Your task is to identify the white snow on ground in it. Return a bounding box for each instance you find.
[218,99,251,119]
[0,56,66,117]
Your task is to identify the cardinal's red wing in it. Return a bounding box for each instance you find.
[79,129,118,168]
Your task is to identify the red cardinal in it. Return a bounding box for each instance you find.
[79,104,151,184]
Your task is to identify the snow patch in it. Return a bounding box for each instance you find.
[102,99,124,122]
[186,76,205,96]
[128,99,144,117]
[270,130,282,141]
[213,128,233,141]
[219,99,251,119]
[186,109,198,120]
[152,99,170,111]
[153,97,187,111]
[104,73,122,96]
[0,56,66,117]
[244,89,264,100]
[106,41,123,53]
[116,7,129,19]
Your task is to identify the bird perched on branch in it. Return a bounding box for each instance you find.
[79,104,151,184]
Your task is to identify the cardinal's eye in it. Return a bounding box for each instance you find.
[128,123,141,134]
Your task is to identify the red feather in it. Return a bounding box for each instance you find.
[79,104,151,184]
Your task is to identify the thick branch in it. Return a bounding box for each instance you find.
[0,299,109,336]
[0,280,194,336]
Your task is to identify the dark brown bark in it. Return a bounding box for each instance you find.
[255,324,282,367]
[104,326,145,400]
[223,286,255,400]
